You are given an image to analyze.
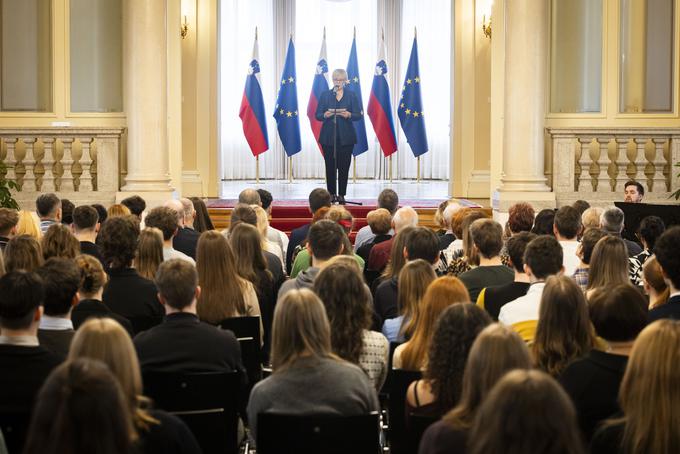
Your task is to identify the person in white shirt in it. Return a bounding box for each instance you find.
[499,235,564,343]
[553,206,582,276]
[144,206,195,265]
[354,189,399,251]
[257,189,289,257]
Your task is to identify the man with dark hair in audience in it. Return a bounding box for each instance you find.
[499,235,563,342]
[553,206,582,276]
[239,188,262,206]
[92,204,108,225]
[560,284,648,441]
[100,216,164,320]
[624,180,644,203]
[600,206,643,257]
[134,259,245,379]
[572,200,591,217]
[120,195,147,221]
[36,193,62,234]
[169,198,200,260]
[648,226,680,322]
[368,206,419,273]
[0,270,62,415]
[477,231,536,321]
[354,189,399,251]
[458,219,514,302]
[629,215,665,285]
[286,188,332,273]
[0,207,19,251]
[356,208,392,263]
[72,205,104,265]
[573,228,608,292]
[278,220,344,299]
[61,199,75,226]
[36,258,80,356]
[373,226,439,326]
[145,206,195,265]
[257,188,289,258]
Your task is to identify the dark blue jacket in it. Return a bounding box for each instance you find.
[314,89,363,146]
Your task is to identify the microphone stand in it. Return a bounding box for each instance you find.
[332,85,362,206]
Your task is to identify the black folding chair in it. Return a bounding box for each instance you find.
[0,411,30,454]
[407,413,439,453]
[219,316,262,385]
[143,371,240,454]
[383,369,422,454]
[127,315,164,335]
[257,412,382,454]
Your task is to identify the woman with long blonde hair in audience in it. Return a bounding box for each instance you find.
[533,275,594,376]
[253,205,284,266]
[394,276,470,370]
[586,235,630,299]
[382,259,436,343]
[592,320,680,453]
[15,210,42,239]
[419,324,532,454]
[69,318,201,453]
[134,228,164,281]
[4,234,43,272]
[642,256,669,310]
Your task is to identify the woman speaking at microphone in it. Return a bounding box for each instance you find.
[315,68,363,205]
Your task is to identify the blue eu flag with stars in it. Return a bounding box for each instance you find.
[398,36,428,157]
[274,38,301,157]
[346,35,368,157]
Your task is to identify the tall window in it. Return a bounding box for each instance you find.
[0,0,51,111]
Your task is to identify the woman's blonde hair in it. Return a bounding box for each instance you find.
[41,223,80,260]
[16,210,41,239]
[5,234,43,272]
[587,235,629,291]
[443,324,531,429]
[107,204,132,219]
[135,228,164,281]
[196,230,247,323]
[74,254,107,297]
[642,256,669,309]
[253,205,270,241]
[332,68,348,80]
[613,320,680,453]
[400,276,470,370]
[271,289,334,372]
[326,206,354,234]
[398,259,437,339]
[68,318,157,433]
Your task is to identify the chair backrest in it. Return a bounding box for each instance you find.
[257,412,381,454]
[0,411,30,454]
[407,413,439,453]
[142,371,240,454]
[128,315,164,335]
[218,316,262,384]
[384,369,422,454]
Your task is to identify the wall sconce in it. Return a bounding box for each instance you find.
[181,15,189,39]
[482,15,492,39]
[479,0,493,39]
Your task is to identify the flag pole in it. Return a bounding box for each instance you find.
[417,156,421,182]
[289,157,293,182]
[389,156,393,182]
[256,155,260,184]
[353,156,356,184]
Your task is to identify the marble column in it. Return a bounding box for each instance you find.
[493,0,555,215]
[120,0,173,199]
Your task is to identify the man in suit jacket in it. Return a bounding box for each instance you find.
[36,258,80,356]
[649,226,680,322]
[0,271,62,414]
[171,198,201,260]
[285,188,332,274]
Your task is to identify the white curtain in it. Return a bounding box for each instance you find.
[219,0,451,181]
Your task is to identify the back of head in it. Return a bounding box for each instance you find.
[460,211,489,263]
[383,225,416,279]
[326,206,354,233]
[0,270,44,330]
[581,206,604,230]
[0,207,19,236]
[37,258,81,317]
[367,208,392,235]
[61,199,75,225]
[406,227,440,264]
[308,188,332,213]
[120,195,147,217]
[190,197,214,232]
[534,276,593,376]
[107,204,131,219]
[253,205,270,237]
[654,226,680,290]
[179,198,195,222]
[398,259,437,337]
[135,228,164,281]
[554,206,582,239]
[588,284,647,342]
[470,219,504,259]
[238,188,262,206]
[579,228,607,265]
[256,189,273,210]
[23,358,134,454]
[228,223,268,282]
[229,203,257,228]
[638,215,665,250]
[524,235,563,280]
[506,232,537,272]
[98,216,140,269]
[5,234,44,272]
[393,206,419,231]
[16,210,42,239]
[92,204,108,224]
[600,206,625,234]
[642,256,668,301]
[508,202,535,234]
[72,205,99,232]
[155,259,198,311]
[271,289,332,371]
[144,206,180,241]
[469,369,583,454]
[587,235,629,290]
[378,189,399,214]
[42,223,80,260]
[307,220,345,261]
[36,193,61,219]
[75,254,107,298]
[443,202,463,229]
[531,209,556,236]
[572,200,591,216]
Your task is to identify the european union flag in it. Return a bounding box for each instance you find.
[274,38,301,157]
[346,34,368,157]
[398,36,428,157]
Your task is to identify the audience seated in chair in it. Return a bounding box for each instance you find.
[444,211,488,277]
[419,324,531,454]
[356,208,392,264]
[438,202,463,251]
[600,206,643,257]
[41,223,80,260]
[72,205,104,266]
[257,188,289,259]
[189,197,215,233]
[0,208,19,251]
[642,256,669,310]
[4,235,43,273]
[121,195,147,222]
[647,226,680,322]
[145,205,195,265]
[285,188,332,273]
[629,215,665,285]
[531,209,556,236]
[36,193,61,234]
[247,289,379,444]
[572,228,607,293]
[169,198,201,260]
[354,188,398,251]
[553,206,583,276]
[586,235,631,300]
[134,228,164,281]
[36,258,80,356]
[368,206,419,274]
[581,206,604,231]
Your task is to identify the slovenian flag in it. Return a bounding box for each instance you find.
[398,34,428,157]
[239,28,268,156]
[307,29,330,154]
[274,37,302,157]
[367,33,398,157]
[346,30,369,157]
